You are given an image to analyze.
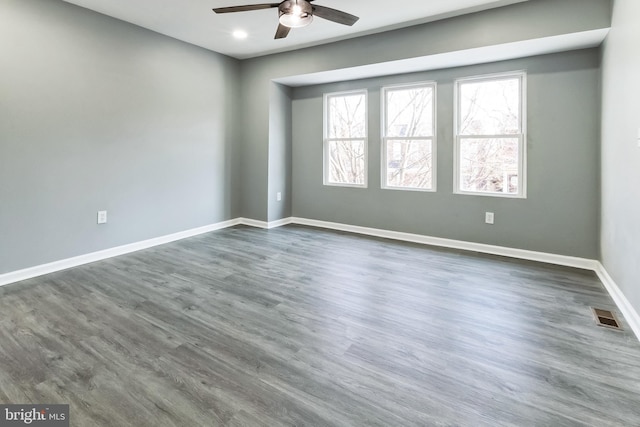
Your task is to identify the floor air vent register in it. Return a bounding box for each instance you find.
[591,308,622,330]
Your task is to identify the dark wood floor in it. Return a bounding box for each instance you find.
[1,225,639,426]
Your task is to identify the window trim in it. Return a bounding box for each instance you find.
[381,81,437,192]
[323,89,368,188]
[453,71,527,198]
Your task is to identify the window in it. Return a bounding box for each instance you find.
[324,90,368,187]
[454,72,526,197]
[382,83,436,191]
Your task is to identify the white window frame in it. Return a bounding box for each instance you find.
[381,82,437,192]
[453,71,527,198]
[323,89,368,188]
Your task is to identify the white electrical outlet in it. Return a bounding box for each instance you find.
[485,212,494,224]
[276,192,282,202]
[97,210,107,224]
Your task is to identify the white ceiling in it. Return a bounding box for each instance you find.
[62,0,529,59]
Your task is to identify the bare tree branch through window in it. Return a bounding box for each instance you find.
[456,74,525,196]
[324,91,367,186]
[383,84,435,190]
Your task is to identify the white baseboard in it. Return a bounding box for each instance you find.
[238,217,293,230]
[237,217,269,229]
[266,217,293,229]
[0,216,292,287]
[2,215,638,342]
[289,217,598,270]
[236,217,293,229]
[0,218,241,287]
[286,217,639,341]
[594,263,640,340]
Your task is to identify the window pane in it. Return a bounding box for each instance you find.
[459,138,519,194]
[386,140,433,189]
[328,93,366,138]
[327,140,365,185]
[385,86,433,137]
[459,77,520,135]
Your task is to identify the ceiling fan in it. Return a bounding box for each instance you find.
[213,0,359,39]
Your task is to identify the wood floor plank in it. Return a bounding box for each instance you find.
[1,224,640,426]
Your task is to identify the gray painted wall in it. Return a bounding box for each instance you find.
[268,83,293,222]
[239,0,611,222]
[0,0,614,276]
[601,0,640,313]
[0,0,240,273]
[292,50,601,258]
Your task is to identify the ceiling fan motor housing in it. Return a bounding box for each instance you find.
[279,0,313,28]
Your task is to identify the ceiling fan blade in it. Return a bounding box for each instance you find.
[312,5,359,26]
[213,3,279,13]
[275,23,291,39]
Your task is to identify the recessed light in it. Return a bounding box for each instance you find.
[232,30,248,40]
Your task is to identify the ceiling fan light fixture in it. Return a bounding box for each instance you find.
[279,0,313,28]
[279,12,313,28]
